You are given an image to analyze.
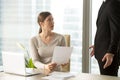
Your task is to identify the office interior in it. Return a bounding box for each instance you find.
[0,0,120,76]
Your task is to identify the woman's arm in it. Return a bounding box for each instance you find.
[30,37,44,69]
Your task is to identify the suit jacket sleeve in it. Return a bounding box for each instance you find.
[107,3,120,54]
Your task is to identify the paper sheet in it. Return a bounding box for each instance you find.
[41,71,75,80]
[52,46,73,65]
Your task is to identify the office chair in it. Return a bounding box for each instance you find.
[60,34,71,72]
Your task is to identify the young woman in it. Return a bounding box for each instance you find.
[30,11,66,75]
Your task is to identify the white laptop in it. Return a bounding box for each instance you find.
[2,51,41,76]
[52,46,73,65]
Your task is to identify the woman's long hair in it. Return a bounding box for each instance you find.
[37,11,51,33]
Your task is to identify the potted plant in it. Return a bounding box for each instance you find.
[16,42,36,68]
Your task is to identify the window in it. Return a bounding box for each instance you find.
[91,0,103,74]
[49,0,83,73]
[0,0,33,65]
[0,0,83,74]
[0,0,2,65]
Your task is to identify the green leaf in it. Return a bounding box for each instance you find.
[16,42,26,51]
[16,42,36,68]
[26,58,36,68]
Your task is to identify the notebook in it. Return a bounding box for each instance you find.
[2,51,41,76]
[52,46,73,65]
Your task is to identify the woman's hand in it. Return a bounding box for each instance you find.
[89,45,94,57]
[61,63,69,67]
[44,62,57,75]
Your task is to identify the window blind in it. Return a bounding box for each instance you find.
[0,0,2,65]
[0,0,33,65]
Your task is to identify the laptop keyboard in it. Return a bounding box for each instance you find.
[26,68,40,74]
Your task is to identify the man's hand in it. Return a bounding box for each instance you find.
[89,45,94,57]
[102,53,114,69]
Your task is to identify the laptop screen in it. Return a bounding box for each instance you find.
[2,51,26,75]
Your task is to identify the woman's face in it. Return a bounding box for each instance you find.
[42,15,54,32]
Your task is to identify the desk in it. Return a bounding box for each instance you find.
[0,72,120,80]
[0,72,45,80]
[69,73,120,80]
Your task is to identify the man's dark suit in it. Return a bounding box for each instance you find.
[94,0,120,76]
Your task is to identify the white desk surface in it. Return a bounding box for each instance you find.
[0,72,120,80]
[0,72,45,80]
[69,73,120,80]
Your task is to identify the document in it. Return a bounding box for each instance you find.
[41,71,75,80]
[52,46,73,65]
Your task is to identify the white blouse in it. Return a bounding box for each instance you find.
[30,32,66,72]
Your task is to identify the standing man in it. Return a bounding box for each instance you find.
[90,0,120,76]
